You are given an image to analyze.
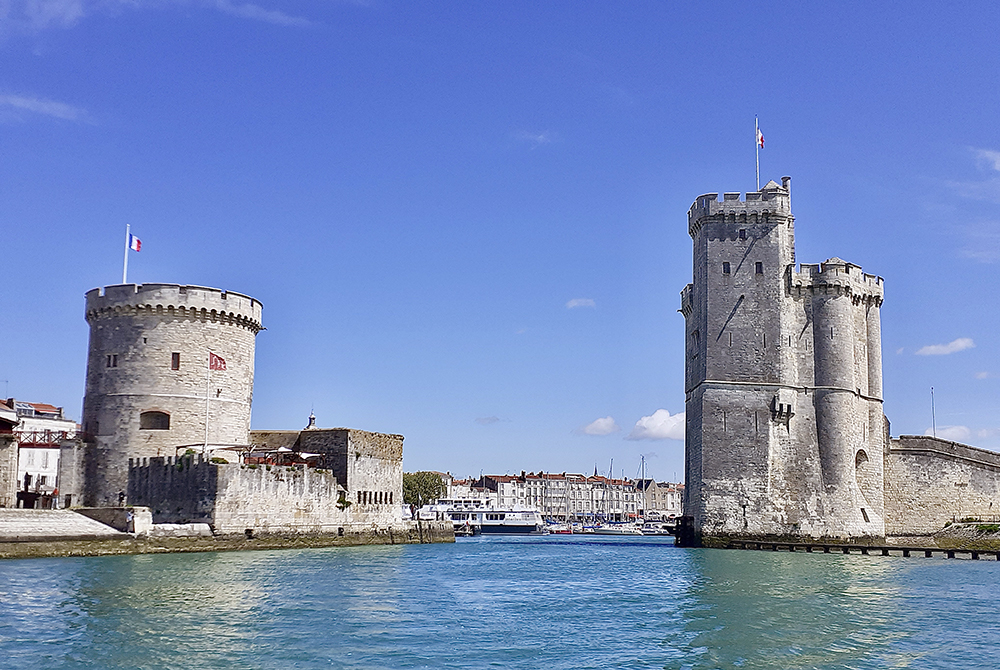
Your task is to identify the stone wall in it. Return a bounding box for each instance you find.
[57,439,86,508]
[885,436,1000,536]
[82,284,262,506]
[128,455,403,535]
[251,427,404,513]
[0,435,18,508]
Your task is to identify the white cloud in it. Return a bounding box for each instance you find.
[577,416,619,436]
[474,416,499,425]
[945,147,1000,204]
[974,148,1000,172]
[0,0,317,33]
[566,298,596,309]
[925,425,971,442]
[976,371,990,379]
[626,409,685,441]
[915,338,975,356]
[896,347,904,355]
[513,130,554,148]
[213,0,316,27]
[0,93,87,121]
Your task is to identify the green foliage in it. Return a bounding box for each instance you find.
[336,494,352,511]
[975,524,1000,534]
[403,471,445,507]
[184,449,197,455]
[210,457,228,464]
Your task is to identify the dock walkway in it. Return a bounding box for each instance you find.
[0,509,127,542]
[728,539,1000,560]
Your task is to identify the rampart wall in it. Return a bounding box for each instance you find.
[885,436,1000,536]
[128,455,402,535]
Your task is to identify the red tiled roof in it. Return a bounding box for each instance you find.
[25,402,61,414]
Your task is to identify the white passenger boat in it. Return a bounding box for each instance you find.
[592,522,644,535]
[417,499,546,535]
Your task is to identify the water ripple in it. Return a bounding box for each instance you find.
[0,537,997,669]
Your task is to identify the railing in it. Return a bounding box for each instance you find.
[14,430,75,446]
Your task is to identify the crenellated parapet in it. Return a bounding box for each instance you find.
[791,258,884,306]
[85,284,264,334]
[688,177,793,238]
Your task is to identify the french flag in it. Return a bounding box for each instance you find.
[129,233,141,252]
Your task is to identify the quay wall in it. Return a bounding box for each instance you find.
[885,436,1000,536]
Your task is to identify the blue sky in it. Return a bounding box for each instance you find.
[2,1,999,483]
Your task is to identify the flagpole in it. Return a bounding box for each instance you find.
[205,351,211,454]
[755,116,760,191]
[122,224,130,284]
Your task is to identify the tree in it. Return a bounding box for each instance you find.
[403,471,445,507]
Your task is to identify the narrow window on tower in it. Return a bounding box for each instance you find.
[739,229,747,240]
[722,262,731,275]
[106,354,118,368]
[755,262,763,274]
[171,352,180,370]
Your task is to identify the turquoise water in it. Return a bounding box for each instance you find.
[1,536,998,669]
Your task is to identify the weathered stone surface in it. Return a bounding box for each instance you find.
[0,508,127,541]
[81,284,262,506]
[75,506,153,534]
[0,435,17,508]
[683,180,887,543]
[681,181,1000,545]
[0,520,454,560]
[129,442,403,535]
[886,436,1000,535]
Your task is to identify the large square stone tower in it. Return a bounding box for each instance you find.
[680,178,886,545]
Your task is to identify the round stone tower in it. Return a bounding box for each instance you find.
[81,284,263,506]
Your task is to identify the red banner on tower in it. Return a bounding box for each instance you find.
[209,352,227,371]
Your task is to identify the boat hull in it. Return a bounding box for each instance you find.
[479,524,543,535]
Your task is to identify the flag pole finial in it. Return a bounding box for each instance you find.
[755,117,761,191]
[122,224,130,284]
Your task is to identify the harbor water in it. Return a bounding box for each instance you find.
[1,535,998,669]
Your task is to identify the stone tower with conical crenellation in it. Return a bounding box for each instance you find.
[680,178,887,545]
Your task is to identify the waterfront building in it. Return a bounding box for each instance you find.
[451,471,642,521]
[9,400,77,506]
[637,480,684,518]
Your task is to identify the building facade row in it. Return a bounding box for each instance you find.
[438,471,683,521]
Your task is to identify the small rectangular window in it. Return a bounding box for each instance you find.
[722,262,731,274]
[106,354,118,368]
[755,262,763,274]
[739,229,747,240]
[171,352,181,370]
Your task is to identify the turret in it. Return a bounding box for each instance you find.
[81,283,263,506]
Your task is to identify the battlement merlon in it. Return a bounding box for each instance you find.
[792,258,884,303]
[688,176,793,239]
[85,283,263,332]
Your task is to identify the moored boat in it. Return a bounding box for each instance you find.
[417,499,546,535]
